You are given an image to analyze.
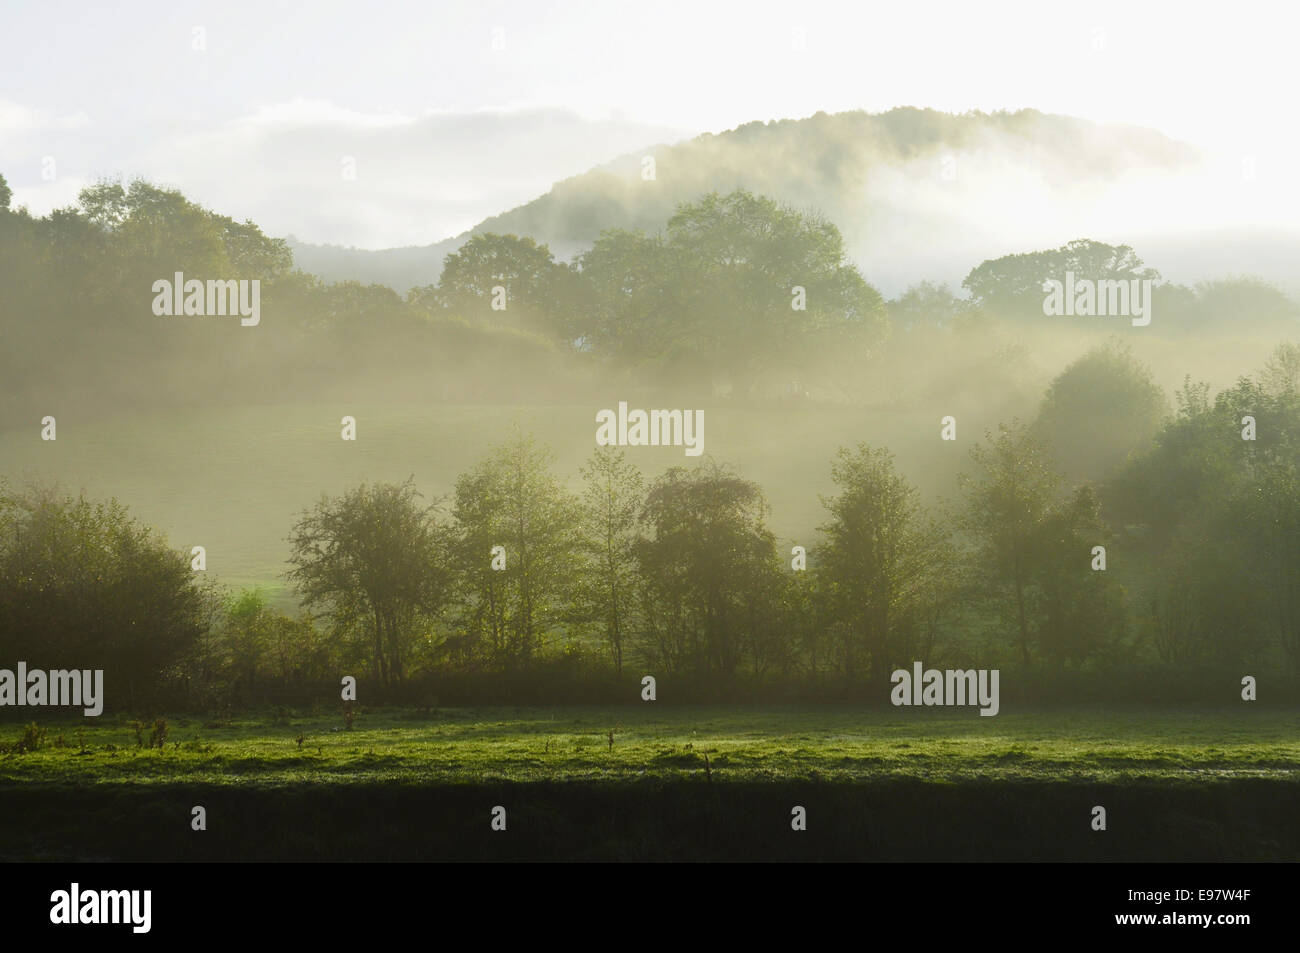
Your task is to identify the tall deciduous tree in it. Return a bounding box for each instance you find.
[959,422,1062,666]
[815,444,954,684]
[451,430,581,669]
[962,423,1128,667]
[1032,340,1169,482]
[286,479,450,686]
[635,460,780,677]
[575,446,645,676]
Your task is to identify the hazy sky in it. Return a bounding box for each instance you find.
[2,0,1296,248]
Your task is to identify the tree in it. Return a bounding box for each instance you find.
[213,215,294,278]
[574,228,677,363]
[815,444,954,684]
[959,423,1062,666]
[215,590,332,700]
[1108,373,1300,669]
[575,447,645,675]
[0,173,11,212]
[635,460,781,677]
[962,239,1159,319]
[286,479,450,687]
[1223,461,1300,671]
[1031,485,1127,664]
[1109,375,1300,547]
[1174,278,1300,336]
[1143,554,1204,665]
[886,281,968,331]
[1032,340,1168,482]
[962,423,1129,667]
[667,190,887,396]
[1260,341,1300,396]
[263,610,333,687]
[63,178,292,316]
[577,189,887,395]
[225,588,271,693]
[424,233,574,339]
[450,431,581,669]
[0,482,211,708]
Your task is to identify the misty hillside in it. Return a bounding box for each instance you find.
[289,107,1227,294]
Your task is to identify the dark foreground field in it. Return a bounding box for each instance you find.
[2,706,1297,861]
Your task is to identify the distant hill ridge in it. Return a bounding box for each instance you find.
[288,107,1210,294]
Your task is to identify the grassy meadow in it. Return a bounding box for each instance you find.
[3,706,1297,785]
[2,706,1296,861]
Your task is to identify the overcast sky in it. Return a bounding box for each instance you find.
[2,0,1296,248]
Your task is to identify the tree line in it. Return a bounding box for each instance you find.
[4,171,1294,419]
[4,354,1298,709]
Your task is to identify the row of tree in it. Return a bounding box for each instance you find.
[4,172,1295,416]
[4,357,1297,707]
[277,426,1129,691]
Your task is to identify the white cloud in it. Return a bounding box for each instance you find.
[2,0,1297,256]
[4,101,687,247]
[0,101,91,136]
[240,99,418,128]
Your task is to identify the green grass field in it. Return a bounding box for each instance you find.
[3,706,1298,785]
[3,706,1297,861]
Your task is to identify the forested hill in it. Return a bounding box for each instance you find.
[289,107,1201,292]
